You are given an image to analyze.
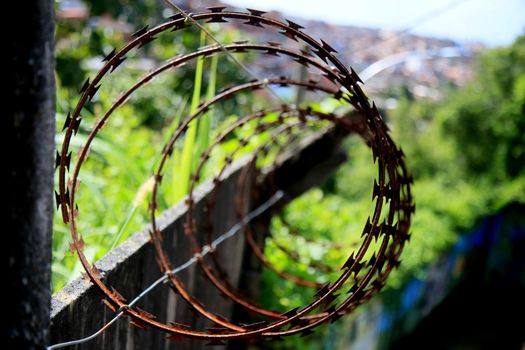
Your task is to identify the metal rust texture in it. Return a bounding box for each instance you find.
[56,7,414,343]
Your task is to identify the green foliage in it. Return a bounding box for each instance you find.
[260,35,525,348]
[52,11,254,290]
[436,35,525,180]
[53,6,524,347]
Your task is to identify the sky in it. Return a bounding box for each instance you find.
[224,0,525,46]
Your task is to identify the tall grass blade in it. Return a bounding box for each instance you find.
[196,52,218,164]
[175,31,206,200]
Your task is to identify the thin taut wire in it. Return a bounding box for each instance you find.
[47,190,284,350]
[161,0,287,104]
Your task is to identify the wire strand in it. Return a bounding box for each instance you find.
[47,190,284,350]
[162,0,287,104]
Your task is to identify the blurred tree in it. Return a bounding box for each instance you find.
[437,34,525,179]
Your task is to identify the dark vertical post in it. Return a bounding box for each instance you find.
[6,1,55,349]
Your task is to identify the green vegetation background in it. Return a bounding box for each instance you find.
[53,1,524,348]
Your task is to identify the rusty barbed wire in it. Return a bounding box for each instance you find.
[47,191,285,349]
[53,6,413,346]
[185,109,350,318]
